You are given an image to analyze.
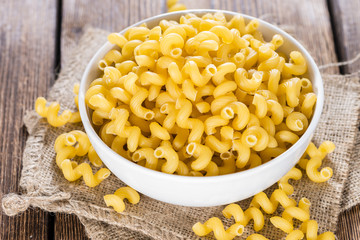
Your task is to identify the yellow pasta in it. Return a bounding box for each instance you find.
[270,216,294,233]
[104,187,140,213]
[184,60,217,87]
[300,219,318,240]
[186,142,212,171]
[35,97,78,127]
[84,12,320,180]
[176,97,204,143]
[286,112,308,132]
[282,206,310,224]
[234,68,263,92]
[38,12,338,237]
[88,146,103,167]
[317,232,336,240]
[301,93,317,119]
[306,157,333,183]
[252,93,268,119]
[154,144,179,174]
[222,203,264,231]
[246,234,269,240]
[212,62,237,85]
[283,51,307,75]
[301,141,335,182]
[250,189,296,214]
[278,167,302,195]
[232,139,251,168]
[54,130,91,167]
[61,160,110,187]
[241,126,269,151]
[218,155,236,175]
[285,229,304,240]
[306,141,335,159]
[132,148,158,170]
[192,217,244,240]
[205,135,232,153]
[150,122,170,140]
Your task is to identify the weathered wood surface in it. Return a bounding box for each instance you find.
[338,205,360,240]
[0,0,57,239]
[328,0,360,73]
[1,0,359,239]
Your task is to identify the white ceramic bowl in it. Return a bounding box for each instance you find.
[79,9,324,207]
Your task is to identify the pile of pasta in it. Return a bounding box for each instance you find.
[85,12,317,177]
[33,8,337,239]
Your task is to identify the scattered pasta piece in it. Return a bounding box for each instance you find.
[61,160,110,187]
[35,97,74,127]
[104,187,140,213]
[246,234,269,240]
[285,229,304,240]
[278,167,302,195]
[250,189,296,214]
[54,130,110,187]
[192,217,244,240]
[297,141,335,183]
[270,216,293,233]
[35,84,81,126]
[222,204,264,231]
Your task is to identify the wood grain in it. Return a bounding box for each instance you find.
[54,213,88,240]
[0,0,57,239]
[338,205,360,240]
[328,0,360,73]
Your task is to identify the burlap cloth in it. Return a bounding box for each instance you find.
[2,28,360,239]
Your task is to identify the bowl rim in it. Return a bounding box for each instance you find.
[79,9,324,183]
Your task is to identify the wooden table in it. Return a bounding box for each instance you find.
[1,0,359,239]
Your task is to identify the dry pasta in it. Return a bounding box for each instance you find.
[35,96,81,127]
[54,130,111,187]
[192,217,244,240]
[84,12,319,177]
[104,187,140,213]
[29,9,340,239]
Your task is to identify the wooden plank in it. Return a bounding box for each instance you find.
[328,0,360,73]
[337,205,360,240]
[56,0,165,238]
[0,0,57,239]
[54,213,88,240]
[213,0,338,74]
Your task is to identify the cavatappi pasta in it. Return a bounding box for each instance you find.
[104,186,140,213]
[86,12,319,177]
[54,130,111,187]
[196,173,335,240]
[31,10,338,240]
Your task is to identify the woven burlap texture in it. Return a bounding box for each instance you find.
[1,28,360,240]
